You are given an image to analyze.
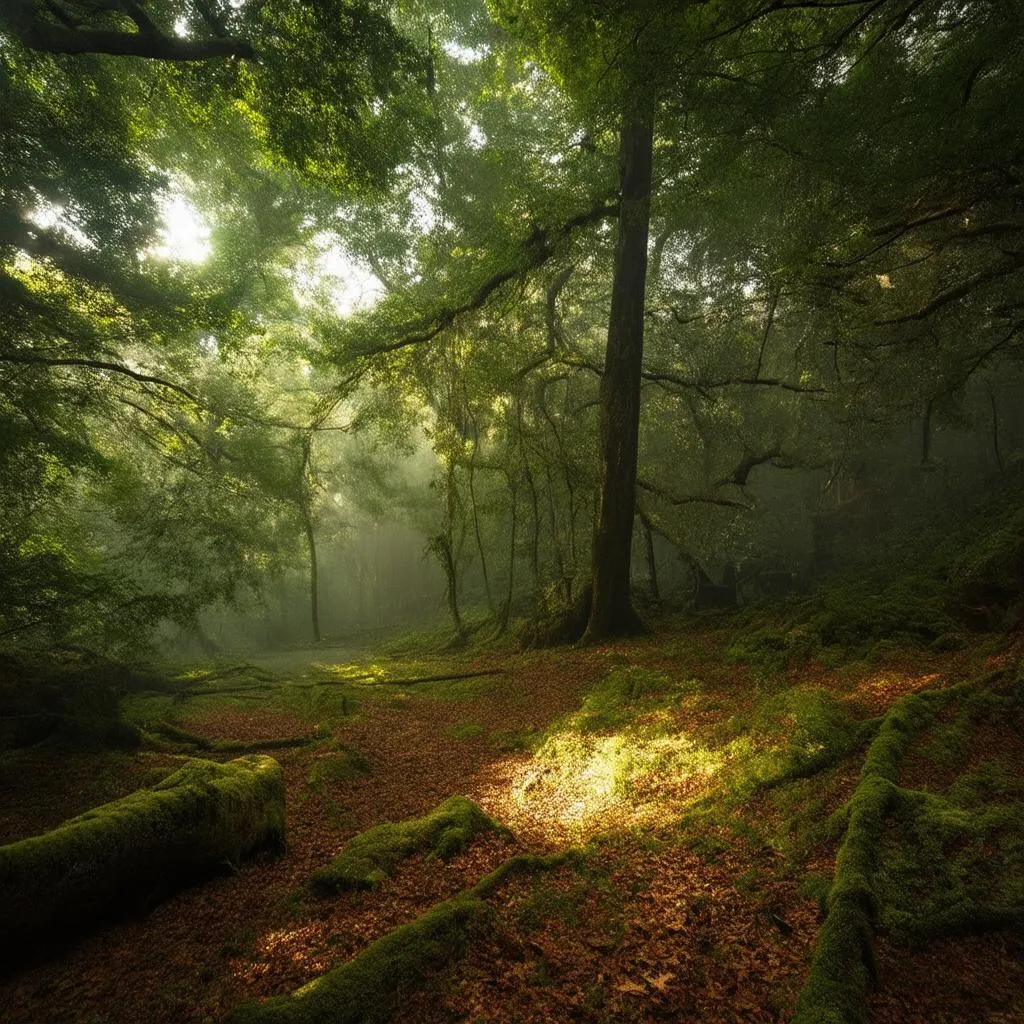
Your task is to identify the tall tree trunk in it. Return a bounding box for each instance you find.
[301,504,322,643]
[297,434,322,643]
[639,509,660,604]
[515,396,541,589]
[545,466,568,601]
[433,534,463,633]
[497,474,518,634]
[465,403,494,614]
[583,88,655,642]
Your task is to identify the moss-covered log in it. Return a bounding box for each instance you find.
[308,795,506,896]
[226,852,566,1024]
[0,755,285,956]
[793,669,1014,1024]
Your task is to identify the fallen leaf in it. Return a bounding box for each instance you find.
[614,979,647,995]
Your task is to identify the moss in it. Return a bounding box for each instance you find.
[770,773,849,863]
[552,665,681,735]
[491,726,539,752]
[226,893,483,1024]
[730,688,858,797]
[308,796,507,896]
[726,622,819,677]
[875,788,1022,939]
[226,852,566,1024]
[307,749,370,789]
[794,668,1020,1024]
[0,755,285,957]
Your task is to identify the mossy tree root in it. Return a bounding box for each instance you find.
[0,755,286,959]
[792,669,1010,1024]
[308,795,510,896]
[225,852,567,1024]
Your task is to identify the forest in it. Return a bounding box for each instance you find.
[1,0,1023,1021]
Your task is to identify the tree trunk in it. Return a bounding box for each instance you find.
[465,424,494,614]
[639,509,660,603]
[302,506,322,643]
[583,89,655,642]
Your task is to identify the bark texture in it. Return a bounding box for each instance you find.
[584,89,655,642]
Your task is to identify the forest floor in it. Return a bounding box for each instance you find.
[1,615,1023,1024]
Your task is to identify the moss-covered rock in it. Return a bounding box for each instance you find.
[0,754,285,957]
[226,853,565,1024]
[308,796,505,896]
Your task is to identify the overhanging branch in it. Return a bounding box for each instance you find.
[637,477,752,511]
[348,199,619,360]
[0,352,201,403]
[2,0,255,60]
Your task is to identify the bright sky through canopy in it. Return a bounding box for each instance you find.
[153,194,211,263]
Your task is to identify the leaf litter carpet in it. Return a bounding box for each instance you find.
[1,634,1022,1023]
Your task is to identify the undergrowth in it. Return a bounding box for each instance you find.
[729,471,1024,675]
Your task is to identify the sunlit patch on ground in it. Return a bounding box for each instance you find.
[472,728,726,846]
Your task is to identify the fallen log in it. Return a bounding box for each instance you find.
[146,721,315,753]
[176,674,374,699]
[378,668,506,687]
[0,755,285,959]
[307,795,508,896]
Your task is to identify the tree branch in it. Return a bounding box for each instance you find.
[348,199,619,360]
[716,448,788,487]
[876,257,1024,325]
[0,352,201,403]
[1,1,255,60]
[637,477,752,511]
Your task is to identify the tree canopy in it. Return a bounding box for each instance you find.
[2,0,1022,651]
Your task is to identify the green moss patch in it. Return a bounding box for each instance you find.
[0,755,285,958]
[227,853,566,1024]
[446,720,484,741]
[308,796,507,896]
[729,688,859,795]
[307,748,371,789]
[793,668,1024,1024]
[567,665,680,734]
